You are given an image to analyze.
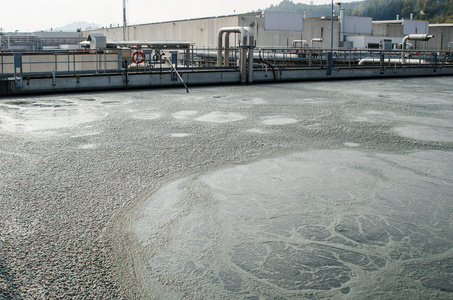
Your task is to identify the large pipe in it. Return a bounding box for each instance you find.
[402,34,434,63]
[311,38,324,47]
[217,27,253,84]
[358,57,428,65]
[217,27,247,67]
[292,40,308,47]
[224,32,231,66]
[244,27,255,84]
[339,8,345,43]
[402,34,434,50]
[123,0,127,40]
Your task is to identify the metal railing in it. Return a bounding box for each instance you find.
[0,50,123,76]
[254,48,453,69]
[1,48,452,78]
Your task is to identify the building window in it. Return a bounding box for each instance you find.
[321,27,324,39]
[368,43,380,49]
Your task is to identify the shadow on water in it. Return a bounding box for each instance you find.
[0,259,20,300]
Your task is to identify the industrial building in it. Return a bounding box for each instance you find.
[2,9,453,97]
[0,31,85,51]
[1,11,452,52]
[88,11,453,51]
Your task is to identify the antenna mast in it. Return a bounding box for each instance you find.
[123,0,127,40]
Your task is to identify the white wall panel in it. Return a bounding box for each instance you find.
[264,11,303,31]
[344,16,372,34]
[403,20,428,34]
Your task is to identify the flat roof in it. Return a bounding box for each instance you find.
[372,20,404,24]
[429,23,453,27]
[93,12,262,31]
[108,41,194,48]
[80,40,194,49]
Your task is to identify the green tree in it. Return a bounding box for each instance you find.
[264,0,453,23]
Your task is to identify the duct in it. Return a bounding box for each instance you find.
[358,57,428,65]
[217,27,247,66]
[217,27,254,84]
[339,9,345,43]
[311,38,324,47]
[402,34,434,50]
[292,40,308,47]
[401,34,434,63]
[244,27,255,84]
[217,27,248,84]
[224,32,231,66]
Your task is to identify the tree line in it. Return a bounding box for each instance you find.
[264,0,453,23]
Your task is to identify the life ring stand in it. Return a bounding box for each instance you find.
[132,50,145,64]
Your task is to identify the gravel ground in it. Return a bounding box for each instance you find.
[0,78,452,299]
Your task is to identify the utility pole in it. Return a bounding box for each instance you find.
[327,0,334,75]
[123,0,127,41]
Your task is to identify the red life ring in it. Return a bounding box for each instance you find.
[132,50,145,64]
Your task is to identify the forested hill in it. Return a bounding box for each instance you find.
[264,0,453,23]
[350,0,453,23]
[264,0,360,18]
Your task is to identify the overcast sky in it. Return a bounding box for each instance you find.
[1,0,356,32]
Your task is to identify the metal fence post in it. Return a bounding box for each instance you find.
[13,53,23,88]
[327,52,332,75]
[433,52,437,72]
[380,52,385,74]
[118,49,123,70]
[171,51,178,81]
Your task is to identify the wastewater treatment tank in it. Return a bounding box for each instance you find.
[0,77,452,299]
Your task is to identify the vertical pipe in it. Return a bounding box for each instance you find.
[248,46,253,84]
[217,27,248,82]
[246,27,254,84]
[339,8,344,45]
[224,33,230,66]
[380,52,385,74]
[241,47,247,84]
[328,0,334,74]
[330,0,334,49]
[123,0,127,41]
[217,31,223,67]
